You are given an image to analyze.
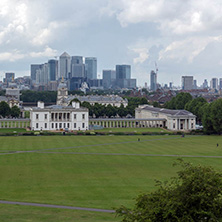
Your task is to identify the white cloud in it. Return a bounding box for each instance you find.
[29,47,57,58]
[0,51,25,62]
[159,36,222,63]
[104,0,222,35]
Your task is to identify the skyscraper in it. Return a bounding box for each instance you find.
[71,56,85,78]
[116,65,131,79]
[210,78,218,90]
[115,65,136,89]
[48,59,58,81]
[182,76,193,90]
[150,70,157,91]
[59,52,71,79]
[85,57,97,80]
[102,70,116,89]
[31,64,42,81]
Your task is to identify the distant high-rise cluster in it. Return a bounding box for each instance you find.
[30,52,136,91]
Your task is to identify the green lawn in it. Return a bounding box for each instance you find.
[0,128,27,133]
[0,135,222,221]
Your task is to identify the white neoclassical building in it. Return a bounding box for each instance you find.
[135,105,196,131]
[30,101,89,131]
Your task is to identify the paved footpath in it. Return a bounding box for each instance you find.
[0,200,115,213]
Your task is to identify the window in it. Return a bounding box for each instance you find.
[82,114,85,119]
[36,123,38,128]
[45,123,47,129]
[55,123,58,129]
[52,123,54,129]
[45,114,47,119]
[74,114,77,119]
[173,123,175,128]
[59,123,62,128]
[67,123,70,128]
[64,123,66,128]
[191,123,194,128]
[36,114,39,120]
[74,123,76,128]
[82,123,85,128]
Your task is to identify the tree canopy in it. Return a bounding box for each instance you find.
[0,101,11,117]
[165,92,192,110]
[116,160,222,222]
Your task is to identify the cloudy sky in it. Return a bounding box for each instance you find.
[1,0,222,86]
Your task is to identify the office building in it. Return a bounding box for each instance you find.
[210,78,218,90]
[102,70,116,89]
[193,80,197,89]
[48,59,58,81]
[115,65,136,89]
[85,57,97,79]
[116,65,131,79]
[71,56,85,78]
[219,78,222,90]
[182,76,193,90]
[31,65,42,82]
[59,52,71,79]
[150,70,157,91]
[36,63,49,85]
[202,79,208,89]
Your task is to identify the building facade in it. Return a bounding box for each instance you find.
[102,70,116,89]
[59,52,71,79]
[30,101,89,131]
[182,76,194,90]
[85,57,97,80]
[65,95,128,107]
[135,105,196,131]
[150,70,157,91]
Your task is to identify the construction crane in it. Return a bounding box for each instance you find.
[155,61,158,74]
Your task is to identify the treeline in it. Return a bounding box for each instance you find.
[72,97,149,118]
[165,92,222,134]
[21,91,57,103]
[0,101,20,118]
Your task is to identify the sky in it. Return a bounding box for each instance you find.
[1,0,222,86]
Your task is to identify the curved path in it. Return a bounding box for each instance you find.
[0,200,115,213]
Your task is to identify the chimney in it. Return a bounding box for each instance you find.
[37,101,44,109]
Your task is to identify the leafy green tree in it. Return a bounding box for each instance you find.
[185,97,207,123]
[152,101,160,107]
[165,93,192,110]
[10,106,20,118]
[0,101,11,117]
[210,98,222,134]
[116,160,222,222]
[69,98,81,105]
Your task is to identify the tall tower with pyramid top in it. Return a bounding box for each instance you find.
[56,77,68,106]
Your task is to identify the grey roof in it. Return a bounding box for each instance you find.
[60,52,70,57]
[32,105,88,111]
[66,95,128,103]
[139,105,195,117]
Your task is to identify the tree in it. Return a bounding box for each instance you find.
[116,160,222,222]
[10,106,20,118]
[185,97,207,123]
[165,93,192,110]
[0,101,11,117]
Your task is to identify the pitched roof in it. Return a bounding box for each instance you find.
[139,105,195,117]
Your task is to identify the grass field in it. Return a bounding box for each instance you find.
[1,135,222,221]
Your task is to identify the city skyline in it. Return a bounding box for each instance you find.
[1,1,222,86]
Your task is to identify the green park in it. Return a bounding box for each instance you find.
[1,134,222,221]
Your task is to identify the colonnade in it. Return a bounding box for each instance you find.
[89,119,166,128]
[0,119,30,128]
[51,112,71,121]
